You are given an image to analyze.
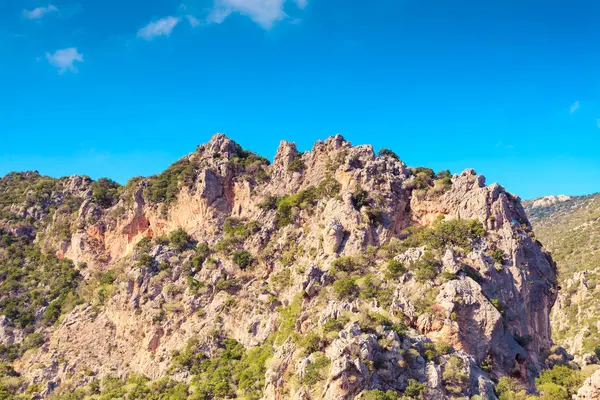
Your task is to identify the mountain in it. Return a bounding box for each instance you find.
[524,194,600,360]
[0,134,577,399]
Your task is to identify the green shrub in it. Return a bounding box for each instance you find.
[91,178,122,208]
[75,335,271,400]
[362,389,403,400]
[410,251,441,283]
[0,234,81,333]
[99,270,116,286]
[169,228,193,252]
[298,333,322,355]
[332,256,356,273]
[491,249,505,264]
[495,376,535,400]
[322,315,350,334]
[404,378,427,398]
[385,259,406,279]
[154,235,170,246]
[359,275,393,308]
[232,250,253,269]
[442,356,468,395]
[288,154,305,172]
[315,176,341,198]
[145,159,195,205]
[135,237,152,253]
[461,265,484,283]
[439,271,457,282]
[258,195,279,211]
[136,254,154,270]
[535,365,582,399]
[333,278,359,300]
[215,277,240,292]
[377,148,400,161]
[402,218,486,252]
[537,383,569,400]
[273,181,339,227]
[490,298,504,313]
[412,167,435,190]
[302,353,330,385]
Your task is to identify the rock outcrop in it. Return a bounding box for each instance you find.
[0,134,560,399]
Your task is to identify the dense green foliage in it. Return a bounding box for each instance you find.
[401,217,486,253]
[214,218,260,255]
[385,259,406,279]
[377,148,400,161]
[409,251,441,283]
[333,277,359,299]
[53,335,273,399]
[232,250,253,269]
[535,365,582,400]
[362,378,426,399]
[0,234,81,331]
[169,228,194,252]
[302,353,330,385]
[145,159,196,205]
[495,365,584,400]
[0,172,83,225]
[171,337,273,400]
[273,177,340,227]
[0,233,81,362]
[90,178,122,208]
[230,143,270,183]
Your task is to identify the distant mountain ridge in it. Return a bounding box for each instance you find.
[525,192,600,380]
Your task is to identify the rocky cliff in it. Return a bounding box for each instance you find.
[0,134,560,399]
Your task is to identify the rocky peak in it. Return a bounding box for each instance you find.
[195,133,239,160]
[528,195,572,209]
[0,133,566,399]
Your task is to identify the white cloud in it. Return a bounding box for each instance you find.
[294,0,307,9]
[23,5,58,20]
[186,15,201,27]
[209,0,303,29]
[45,48,83,74]
[137,17,180,40]
[570,100,580,115]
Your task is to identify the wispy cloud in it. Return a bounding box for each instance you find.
[570,100,580,115]
[45,48,83,74]
[137,17,180,40]
[208,0,306,30]
[294,0,307,9]
[186,15,201,27]
[23,5,58,20]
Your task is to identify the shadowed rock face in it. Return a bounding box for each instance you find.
[0,134,558,399]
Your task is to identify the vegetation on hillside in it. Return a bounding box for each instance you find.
[525,193,600,355]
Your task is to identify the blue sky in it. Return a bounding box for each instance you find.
[1,0,599,200]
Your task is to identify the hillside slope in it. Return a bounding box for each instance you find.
[524,193,600,359]
[0,134,564,399]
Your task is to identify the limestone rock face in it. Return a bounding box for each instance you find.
[0,134,559,399]
[576,369,600,400]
